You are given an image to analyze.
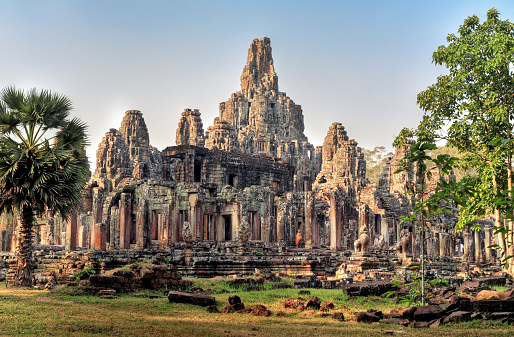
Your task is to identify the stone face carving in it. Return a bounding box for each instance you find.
[176,109,205,147]
[89,110,162,194]
[216,37,316,191]
[119,110,162,181]
[91,128,132,191]
[205,118,240,152]
[314,123,367,202]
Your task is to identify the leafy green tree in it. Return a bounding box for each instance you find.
[428,145,476,181]
[363,146,393,185]
[395,8,514,273]
[395,142,457,305]
[0,87,89,286]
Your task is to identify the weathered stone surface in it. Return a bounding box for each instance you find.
[293,276,322,289]
[412,305,441,322]
[205,118,240,152]
[217,37,316,191]
[445,311,472,323]
[381,318,410,326]
[476,290,500,300]
[168,291,215,307]
[460,300,514,312]
[356,311,380,323]
[314,123,366,199]
[342,280,396,297]
[228,295,242,305]
[206,305,220,313]
[331,312,345,321]
[176,109,205,147]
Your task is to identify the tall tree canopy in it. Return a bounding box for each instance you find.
[363,146,393,185]
[0,87,89,286]
[395,8,514,273]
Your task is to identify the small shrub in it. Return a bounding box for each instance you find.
[75,266,95,281]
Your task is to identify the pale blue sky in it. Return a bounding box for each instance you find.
[1,0,513,165]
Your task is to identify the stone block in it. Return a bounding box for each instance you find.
[167,291,215,307]
[460,300,514,312]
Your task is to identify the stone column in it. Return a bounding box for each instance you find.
[381,218,389,246]
[93,223,106,250]
[217,213,224,242]
[91,190,104,250]
[475,229,481,262]
[329,194,341,252]
[171,207,179,243]
[463,230,471,262]
[135,199,148,250]
[65,210,78,250]
[119,193,132,249]
[439,232,445,257]
[277,204,285,243]
[485,227,492,262]
[150,210,158,241]
[304,191,314,249]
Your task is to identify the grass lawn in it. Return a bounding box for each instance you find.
[0,282,513,337]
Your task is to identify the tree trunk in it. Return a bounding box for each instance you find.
[13,204,34,287]
[493,174,507,261]
[508,157,514,275]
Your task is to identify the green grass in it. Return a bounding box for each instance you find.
[492,285,509,292]
[0,282,513,337]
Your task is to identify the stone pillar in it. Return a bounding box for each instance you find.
[91,190,104,250]
[475,229,481,262]
[93,223,106,250]
[217,214,224,242]
[381,218,389,246]
[135,199,148,250]
[448,233,455,257]
[277,204,285,242]
[438,232,445,257]
[304,192,314,249]
[485,227,492,262]
[171,208,179,243]
[463,230,471,262]
[119,193,132,249]
[150,210,158,241]
[185,150,195,184]
[65,210,78,250]
[329,194,341,252]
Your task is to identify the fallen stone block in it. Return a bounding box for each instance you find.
[228,295,241,305]
[341,280,396,297]
[472,276,507,287]
[167,291,215,307]
[98,289,117,298]
[409,321,430,328]
[489,312,514,324]
[413,305,441,322]
[356,311,380,323]
[331,312,345,321]
[460,299,514,313]
[476,290,500,300]
[381,318,409,326]
[206,305,220,313]
[444,311,472,323]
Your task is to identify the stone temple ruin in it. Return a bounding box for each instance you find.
[0,37,502,283]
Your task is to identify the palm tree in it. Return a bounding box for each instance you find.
[0,87,89,287]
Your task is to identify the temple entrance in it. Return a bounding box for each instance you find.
[223,215,232,241]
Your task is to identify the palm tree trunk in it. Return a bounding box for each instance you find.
[13,204,34,287]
